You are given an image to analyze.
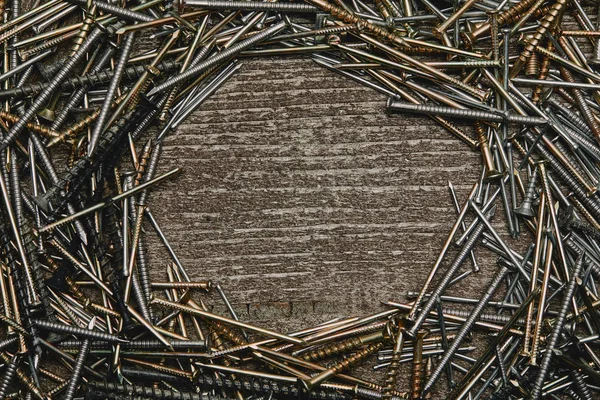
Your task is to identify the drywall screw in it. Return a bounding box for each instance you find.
[302,330,386,362]
[515,166,539,217]
[87,32,136,155]
[571,370,593,400]
[63,317,95,400]
[530,256,584,399]
[68,5,96,57]
[148,21,285,96]
[510,0,567,77]
[0,354,19,400]
[387,101,548,126]
[86,382,244,400]
[421,265,510,396]
[0,26,105,149]
[197,373,354,399]
[33,319,127,343]
[410,330,427,399]
[124,358,194,380]
[381,317,406,400]
[150,297,303,344]
[303,341,384,389]
[407,205,496,337]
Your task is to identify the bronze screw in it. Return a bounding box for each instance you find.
[525,49,540,77]
[510,0,567,77]
[382,317,405,400]
[305,0,408,48]
[68,5,96,58]
[301,330,386,362]
[47,93,127,148]
[303,341,385,389]
[410,330,428,399]
[0,110,59,138]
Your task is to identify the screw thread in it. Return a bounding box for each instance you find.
[19,31,76,60]
[68,7,95,58]
[196,373,353,399]
[303,334,376,362]
[335,341,384,374]
[525,51,540,77]
[0,353,42,400]
[409,214,491,335]
[510,0,566,77]
[530,257,584,399]
[187,0,318,12]
[71,0,153,22]
[63,336,91,400]
[0,355,19,400]
[521,132,600,220]
[422,266,510,395]
[2,27,105,149]
[560,67,600,142]
[125,359,193,380]
[33,319,125,343]
[151,22,286,95]
[572,371,593,400]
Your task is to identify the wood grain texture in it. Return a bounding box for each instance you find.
[144,55,498,331]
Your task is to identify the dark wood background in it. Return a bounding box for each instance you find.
[144,55,498,333]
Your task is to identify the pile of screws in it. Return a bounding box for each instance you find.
[0,0,600,399]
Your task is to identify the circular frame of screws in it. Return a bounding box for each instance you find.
[0,0,597,399]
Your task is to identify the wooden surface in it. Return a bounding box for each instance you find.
[144,55,497,333]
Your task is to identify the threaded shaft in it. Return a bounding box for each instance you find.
[530,257,584,399]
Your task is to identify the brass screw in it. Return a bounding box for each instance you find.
[510,0,567,77]
[410,330,428,399]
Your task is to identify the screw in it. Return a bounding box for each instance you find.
[33,319,128,343]
[510,0,567,77]
[0,354,20,400]
[530,256,584,399]
[387,100,548,126]
[515,166,539,218]
[421,265,510,396]
[87,31,136,156]
[407,205,496,337]
[410,329,428,399]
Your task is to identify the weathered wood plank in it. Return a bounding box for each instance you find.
[145,56,491,323]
